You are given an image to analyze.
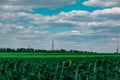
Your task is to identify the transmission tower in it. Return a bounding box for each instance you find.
[116,43,119,53]
[90,47,92,52]
[28,45,30,49]
[116,48,119,53]
[52,39,54,51]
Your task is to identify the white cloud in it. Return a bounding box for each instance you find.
[112,38,120,42]
[59,10,89,18]
[0,7,120,52]
[1,7,120,33]
[1,7,120,35]
[1,5,24,11]
[83,0,120,7]
[92,7,120,16]
[0,0,76,10]
[55,30,82,36]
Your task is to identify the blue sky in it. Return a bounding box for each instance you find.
[33,0,102,15]
[0,0,120,52]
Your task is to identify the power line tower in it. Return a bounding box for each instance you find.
[116,48,119,53]
[90,47,92,53]
[52,39,54,51]
[28,45,30,49]
[116,43,119,53]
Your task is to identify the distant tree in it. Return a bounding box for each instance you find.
[60,49,66,53]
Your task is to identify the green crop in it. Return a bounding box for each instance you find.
[0,57,120,80]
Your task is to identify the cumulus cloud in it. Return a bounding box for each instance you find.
[0,6,120,52]
[1,7,120,35]
[83,0,120,7]
[92,7,120,16]
[0,0,76,10]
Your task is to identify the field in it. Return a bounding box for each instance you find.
[0,52,120,58]
[0,52,120,80]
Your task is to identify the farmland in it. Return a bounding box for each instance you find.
[0,52,120,58]
[0,53,120,80]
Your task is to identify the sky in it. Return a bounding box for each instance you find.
[0,0,120,53]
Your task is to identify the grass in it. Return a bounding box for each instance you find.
[0,52,120,58]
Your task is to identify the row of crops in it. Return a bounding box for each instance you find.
[0,57,120,80]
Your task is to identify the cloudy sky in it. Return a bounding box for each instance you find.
[0,0,120,53]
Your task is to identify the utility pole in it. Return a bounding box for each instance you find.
[52,39,54,51]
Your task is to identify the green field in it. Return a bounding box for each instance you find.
[0,52,120,58]
[0,52,120,80]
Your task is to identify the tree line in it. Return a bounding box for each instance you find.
[0,47,96,54]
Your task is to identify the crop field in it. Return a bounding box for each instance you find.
[0,52,120,58]
[0,53,120,80]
